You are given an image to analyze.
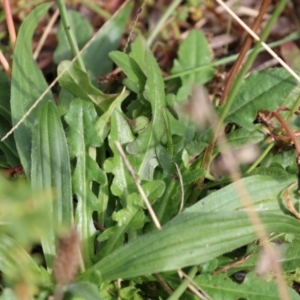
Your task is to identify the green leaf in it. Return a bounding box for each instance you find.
[226,127,265,147]
[0,175,53,248]
[98,180,164,257]
[65,99,105,267]
[53,10,93,64]
[185,175,294,214]
[81,1,133,83]
[0,235,41,284]
[224,68,298,128]
[195,272,299,300]
[81,211,300,281]
[127,50,166,154]
[109,51,146,86]
[0,76,11,121]
[95,88,129,141]
[31,100,73,266]
[129,35,146,71]
[0,119,19,167]
[57,60,116,112]
[10,3,53,176]
[171,30,215,103]
[103,110,135,201]
[66,282,103,300]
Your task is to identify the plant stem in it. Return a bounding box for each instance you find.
[56,0,86,72]
[245,143,274,174]
[146,0,182,47]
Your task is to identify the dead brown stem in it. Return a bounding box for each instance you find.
[219,0,271,105]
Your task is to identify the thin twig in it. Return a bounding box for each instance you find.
[114,141,162,230]
[0,51,11,78]
[177,270,213,300]
[153,273,173,295]
[123,0,146,52]
[33,8,60,60]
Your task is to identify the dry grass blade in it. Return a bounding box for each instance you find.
[177,270,213,300]
[220,0,272,105]
[215,0,300,84]
[33,8,60,60]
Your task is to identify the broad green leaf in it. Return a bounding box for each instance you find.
[57,60,116,112]
[66,282,103,300]
[224,68,298,128]
[185,175,294,214]
[171,30,215,103]
[195,272,299,300]
[31,100,73,266]
[53,10,93,63]
[57,88,74,116]
[10,3,53,176]
[127,50,166,154]
[81,1,133,83]
[65,99,105,267]
[81,211,300,281]
[0,235,41,284]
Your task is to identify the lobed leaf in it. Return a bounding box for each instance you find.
[224,68,298,128]
[127,50,166,154]
[65,99,105,267]
[171,30,215,103]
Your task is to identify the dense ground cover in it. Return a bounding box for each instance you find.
[2,0,300,299]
